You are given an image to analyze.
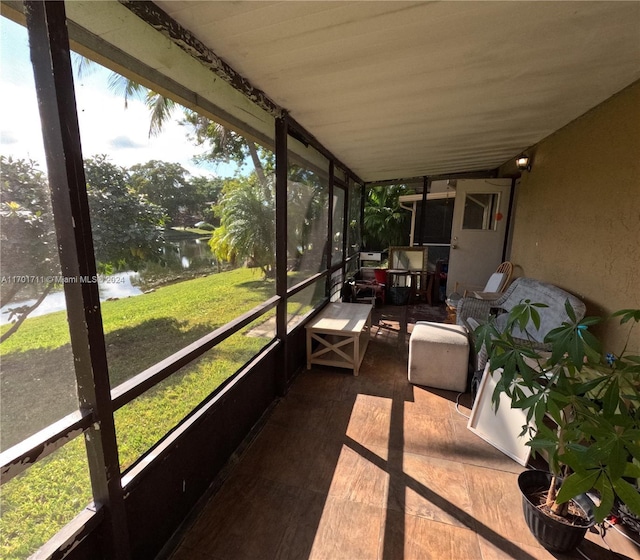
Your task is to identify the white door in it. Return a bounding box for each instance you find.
[446,179,512,296]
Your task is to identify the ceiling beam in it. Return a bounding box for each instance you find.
[366,168,499,188]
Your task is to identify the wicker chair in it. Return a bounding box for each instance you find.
[446,261,514,311]
[457,277,586,371]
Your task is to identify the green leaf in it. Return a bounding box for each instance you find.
[609,440,629,481]
[593,477,615,522]
[510,392,539,410]
[556,471,600,504]
[612,478,640,517]
[623,462,640,478]
[611,309,640,324]
[530,306,541,331]
[623,441,640,461]
[534,400,547,429]
[528,438,557,450]
[561,449,586,472]
[575,376,607,396]
[546,400,563,425]
[580,330,602,360]
[580,316,603,327]
[602,378,620,417]
[568,331,586,370]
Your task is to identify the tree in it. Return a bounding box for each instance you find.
[0,157,58,340]
[129,160,192,227]
[286,167,328,273]
[1,156,166,340]
[128,161,225,227]
[209,175,275,278]
[74,56,269,183]
[189,175,224,226]
[0,157,57,296]
[99,62,273,195]
[181,111,269,189]
[84,156,166,271]
[363,185,410,250]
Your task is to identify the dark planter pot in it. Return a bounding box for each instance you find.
[518,470,596,553]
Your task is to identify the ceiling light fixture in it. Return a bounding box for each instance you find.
[516,155,531,172]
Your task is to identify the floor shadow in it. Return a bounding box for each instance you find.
[349,435,541,560]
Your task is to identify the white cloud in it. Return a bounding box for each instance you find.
[0,130,18,145]
[109,135,145,150]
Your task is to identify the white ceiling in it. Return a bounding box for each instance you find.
[154,1,640,182]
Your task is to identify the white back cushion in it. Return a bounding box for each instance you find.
[484,272,505,293]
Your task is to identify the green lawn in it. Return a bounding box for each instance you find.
[166,226,213,238]
[0,267,288,559]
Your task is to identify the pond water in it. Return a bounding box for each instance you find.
[161,236,215,270]
[0,237,215,325]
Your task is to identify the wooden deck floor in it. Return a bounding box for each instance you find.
[168,307,640,560]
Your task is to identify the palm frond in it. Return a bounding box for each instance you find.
[146,93,176,137]
[107,74,148,109]
[72,54,97,78]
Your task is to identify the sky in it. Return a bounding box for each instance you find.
[0,16,241,179]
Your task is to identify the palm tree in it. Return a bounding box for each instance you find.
[74,56,268,183]
[363,185,410,250]
[210,176,275,278]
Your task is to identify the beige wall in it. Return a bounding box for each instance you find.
[504,80,640,352]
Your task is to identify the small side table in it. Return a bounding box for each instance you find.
[305,303,372,376]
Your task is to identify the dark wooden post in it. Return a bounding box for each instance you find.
[417,176,430,246]
[275,116,288,395]
[342,179,349,279]
[24,2,130,557]
[326,161,335,297]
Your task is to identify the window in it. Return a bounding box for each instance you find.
[71,58,279,467]
[462,193,500,230]
[415,198,454,244]
[287,137,329,288]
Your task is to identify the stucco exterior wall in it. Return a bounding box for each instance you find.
[505,80,640,352]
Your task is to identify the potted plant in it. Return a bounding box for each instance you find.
[475,301,640,552]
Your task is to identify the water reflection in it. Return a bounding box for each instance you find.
[162,237,215,270]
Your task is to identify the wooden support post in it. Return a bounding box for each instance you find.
[326,161,335,297]
[24,2,130,557]
[416,176,430,246]
[275,116,288,395]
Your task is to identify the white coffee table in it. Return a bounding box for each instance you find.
[305,303,373,376]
